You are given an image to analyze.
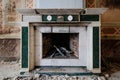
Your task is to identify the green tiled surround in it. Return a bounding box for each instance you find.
[42,15,79,21]
[42,15,99,22]
[93,27,100,68]
[42,15,57,21]
[80,15,99,21]
[64,15,78,21]
[22,27,28,68]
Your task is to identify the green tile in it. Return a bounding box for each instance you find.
[20,72,25,75]
[42,15,57,21]
[22,27,28,68]
[64,15,79,21]
[80,15,99,21]
[93,27,100,68]
[42,15,79,21]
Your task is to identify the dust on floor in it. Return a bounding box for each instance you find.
[0,62,20,79]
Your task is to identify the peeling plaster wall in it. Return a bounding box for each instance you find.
[101,40,120,58]
[0,0,3,27]
[0,0,34,61]
[0,39,20,60]
[102,9,120,23]
[101,9,120,58]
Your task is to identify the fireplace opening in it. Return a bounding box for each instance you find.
[42,33,79,59]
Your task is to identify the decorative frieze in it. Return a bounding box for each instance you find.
[101,27,120,37]
[86,0,97,8]
[26,0,35,8]
[7,0,22,22]
[86,0,106,8]
[42,15,79,22]
[0,26,20,34]
[0,0,22,38]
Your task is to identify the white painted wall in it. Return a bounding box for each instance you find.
[36,0,84,9]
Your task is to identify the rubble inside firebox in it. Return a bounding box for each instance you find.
[43,45,77,59]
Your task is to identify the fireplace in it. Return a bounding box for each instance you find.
[42,33,79,59]
[17,8,107,73]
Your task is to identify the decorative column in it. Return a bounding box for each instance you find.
[29,24,35,70]
[80,14,101,73]
[21,23,35,73]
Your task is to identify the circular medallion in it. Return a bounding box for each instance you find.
[47,15,52,21]
[68,15,73,21]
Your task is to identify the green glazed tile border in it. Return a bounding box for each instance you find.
[80,15,99,21]
[42,15,79,21]
[93,27,100,68]
[42,15,57,21]
[20,72,26,75]
[22,27,28,68]
[64,15,79,21]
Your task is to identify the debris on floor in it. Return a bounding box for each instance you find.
[108,71,120,80]
[10,74,106,80]
[0,61,20,80]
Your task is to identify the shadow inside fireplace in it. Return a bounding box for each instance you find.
[42,33,79,59]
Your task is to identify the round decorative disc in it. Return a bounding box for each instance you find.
[68,15,73,21]
[47,15,52,21]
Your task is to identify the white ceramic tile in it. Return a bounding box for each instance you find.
[53,27,69,33]
[39,27,51,33]
[23,15,42,22]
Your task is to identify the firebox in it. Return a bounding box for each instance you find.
[42,33,79,59]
